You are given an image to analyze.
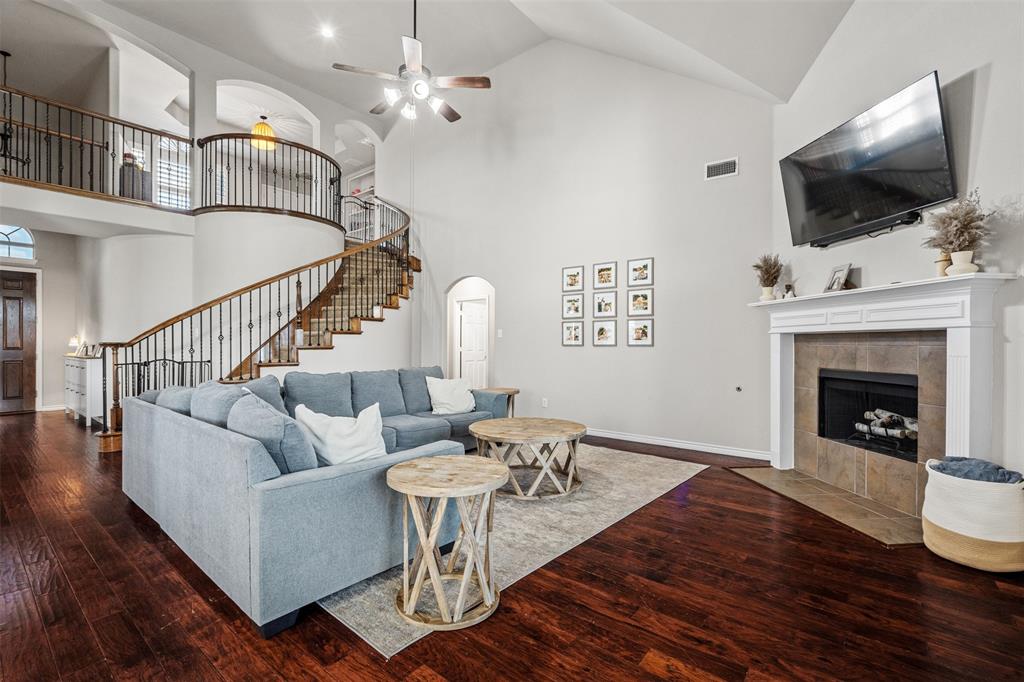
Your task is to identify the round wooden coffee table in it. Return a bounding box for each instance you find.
[386,455,508,630]
[470,417,586,499]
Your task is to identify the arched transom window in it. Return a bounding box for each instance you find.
[1,226,35,260]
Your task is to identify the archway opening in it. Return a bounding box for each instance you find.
[446,276,496,388]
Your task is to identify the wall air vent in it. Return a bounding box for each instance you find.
[705,157,739,180]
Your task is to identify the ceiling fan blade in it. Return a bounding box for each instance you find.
[431,75,491,89]
[402,36,422,73]
[369,101,391,115]
[332,63,400,81]
[437,101,461,123]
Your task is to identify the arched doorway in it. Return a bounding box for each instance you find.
[446,277,495,388]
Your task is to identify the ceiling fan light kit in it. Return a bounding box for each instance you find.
[330,0,490,123]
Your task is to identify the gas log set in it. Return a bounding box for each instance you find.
[854,408,918,441]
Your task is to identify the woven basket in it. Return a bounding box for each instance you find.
[921,460,1024,572]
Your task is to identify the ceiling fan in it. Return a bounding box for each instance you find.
[331,0,491,123]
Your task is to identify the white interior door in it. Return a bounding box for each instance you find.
[458,298,488,388]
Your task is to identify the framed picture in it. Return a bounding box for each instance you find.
[627,257,654,287]
[824,263,852,292]
[562,321,583,346]
[562,293,584,319]
[593,291,617,318]
[627,319,654,346]
[562,265,584,292]
[627,288,653,316]
[592,320,616,346]
[593,261,617,289]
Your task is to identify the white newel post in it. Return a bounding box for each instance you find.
[750,273,1015,470]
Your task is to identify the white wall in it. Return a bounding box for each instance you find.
[2,231,80,408]
[191,212,346,303]
[378,40,775,456]
[771,1,1024,468]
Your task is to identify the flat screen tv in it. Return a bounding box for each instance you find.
[780,72,956,247]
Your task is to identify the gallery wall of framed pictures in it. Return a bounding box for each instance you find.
[561,257,654,347]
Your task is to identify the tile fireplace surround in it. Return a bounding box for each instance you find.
[751,273,1016,516]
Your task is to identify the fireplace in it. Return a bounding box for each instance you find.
[818,369,918,463]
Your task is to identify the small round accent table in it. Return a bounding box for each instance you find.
[386,455,509,630]
[470,417,586,500]
[483,387,520,417]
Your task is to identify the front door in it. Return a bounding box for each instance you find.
[1,270,37,414]
[458,298,488,389]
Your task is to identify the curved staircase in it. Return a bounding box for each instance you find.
[97,196,415,450]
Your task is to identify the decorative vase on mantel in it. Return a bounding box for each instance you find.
[935,252,952,277]
[946,250,979,276]
[759,286,776,302]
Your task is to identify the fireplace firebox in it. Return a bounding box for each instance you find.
[818,369,918,463]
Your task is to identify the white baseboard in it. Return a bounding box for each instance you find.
[586,427,772,461]
[39,404,66,412]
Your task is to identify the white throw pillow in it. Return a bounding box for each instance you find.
[294,402,387,466]
[426,376,476,415]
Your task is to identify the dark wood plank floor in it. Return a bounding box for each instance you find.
[1,413,1021,681]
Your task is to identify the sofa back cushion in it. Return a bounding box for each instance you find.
[244,375,286,414]
[227,394,316,474]
[191,380,247,428]
[155,386,194,415]
[284,371,353,418]
[351,369,407,417]
[399,366,444,414]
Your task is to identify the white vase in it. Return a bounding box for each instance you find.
[945,250,979,276]
[759,286,776,302]
[934,253,952,277]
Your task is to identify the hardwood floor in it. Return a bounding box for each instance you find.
[2,413,1021,681]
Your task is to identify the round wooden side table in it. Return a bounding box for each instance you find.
[483,387,520,417]
[470,417,586,500]
[386,455,509,630]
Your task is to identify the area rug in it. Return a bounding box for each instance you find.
[318,444,707,658]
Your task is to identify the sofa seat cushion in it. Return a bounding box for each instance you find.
[191,380,247,428]
[244,375,286,414]
[155,386,194,415]
[351,370,407,417]
[398,366,444,414]
[415,410,492,438]
[381,414,452,450]
[382,426,398,453]
[227,394,316,474]
[283,371,353,418]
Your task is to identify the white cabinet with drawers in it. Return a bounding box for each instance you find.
[64,355,103,424]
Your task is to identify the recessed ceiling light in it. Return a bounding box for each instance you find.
[319,25,335,39]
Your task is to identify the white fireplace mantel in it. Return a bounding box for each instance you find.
[749,273,1016,469]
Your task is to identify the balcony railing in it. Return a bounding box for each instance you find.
[195,133,346,231]
[0,85,192,211]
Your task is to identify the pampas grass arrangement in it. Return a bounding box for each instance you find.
[753,254,783,288]
[923,188,993,255]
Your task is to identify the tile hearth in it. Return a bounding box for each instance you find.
[731,467,923,546]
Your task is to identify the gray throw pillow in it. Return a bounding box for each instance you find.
[244,375,286,414]
[154,387,193,415]
[138,389,161,404]
[227,394,317,474]
[190,380,247,428]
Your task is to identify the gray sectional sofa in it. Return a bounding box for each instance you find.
[122,366,508,636]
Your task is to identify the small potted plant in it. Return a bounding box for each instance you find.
[752,254,783,301]
[923,189,992,276]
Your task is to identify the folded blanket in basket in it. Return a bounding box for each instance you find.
[932,456,1023,484]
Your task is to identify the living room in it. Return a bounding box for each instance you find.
[1,0,1021,679]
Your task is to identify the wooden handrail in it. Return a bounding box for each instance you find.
[196,133,340,171]
[101,196,409,348]
[1,85,192,144]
